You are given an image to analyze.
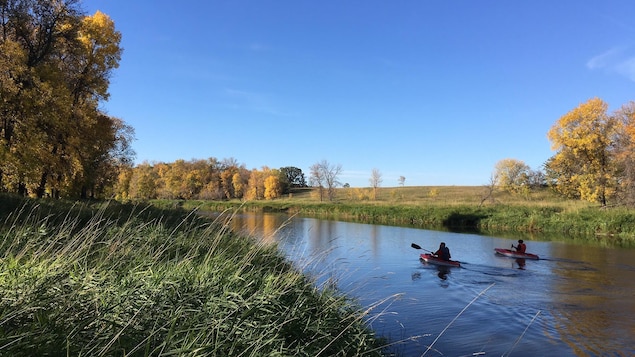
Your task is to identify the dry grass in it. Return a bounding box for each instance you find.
[284,186,594,211]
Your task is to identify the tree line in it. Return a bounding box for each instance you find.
[114,159,307,201]
[3,3,635,206]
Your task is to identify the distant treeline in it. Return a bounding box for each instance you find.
[114,159,307,201]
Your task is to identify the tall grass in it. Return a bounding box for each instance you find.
[0,196,386,356]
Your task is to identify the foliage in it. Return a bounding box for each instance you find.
[114,160,305,202]
[546,98,622,206]
[0,195,386,356]
[264,173,282,200]
[0,3,134,199]
[494,158,530,193]
[280,166,307,193]
[613,101,635,206]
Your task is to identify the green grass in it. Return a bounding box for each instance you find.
[0,195,387,356]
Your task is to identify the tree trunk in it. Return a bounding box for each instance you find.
[36,171,48,198]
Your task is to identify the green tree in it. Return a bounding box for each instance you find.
[280,166,307,193]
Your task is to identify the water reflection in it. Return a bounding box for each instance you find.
[209,211,635,357]
[437,266,450,281]
[515,258,526,270]
[546,244,635,356]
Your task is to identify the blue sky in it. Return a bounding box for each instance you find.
[83,0,635,187]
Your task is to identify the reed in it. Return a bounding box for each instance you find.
[0,196,387,356]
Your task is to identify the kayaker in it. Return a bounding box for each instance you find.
[512,239,526,253]
[433,242,451,261]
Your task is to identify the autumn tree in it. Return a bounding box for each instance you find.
[494,158,530,194]
[546,98,622,206]
[369,168,382,200]
[613,101,635,205]
[0,3,133,198]
[128,162,159,200]
[526,169,546,189]
[309,163,325,201]
[479,172,499,207]
[232,172,245,199]
[245,167,270,200]
[114,164,134,201]
[220,167,237,199]
[230,164,250,200]
[197,158,224,200]
[310,160,341,201]
[157,161,183,199]
[264,172,282,200]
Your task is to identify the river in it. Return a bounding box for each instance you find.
[216,212,635,357]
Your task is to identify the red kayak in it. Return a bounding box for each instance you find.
[494,248,539,260]
[420,253,461,267]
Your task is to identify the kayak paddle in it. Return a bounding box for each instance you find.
[411,243,434,254]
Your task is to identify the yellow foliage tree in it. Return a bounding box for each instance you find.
[494,158,530,194]
[264,174,282,200]
[546,98,622,206]
[232,172,244,199]
[245,168,267,200]
[220,168,236,199]
[0,4,131,198]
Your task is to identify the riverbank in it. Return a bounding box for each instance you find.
[0,195,386,356]
[166,186,635,247]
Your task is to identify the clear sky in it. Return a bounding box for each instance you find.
[83,0,635,187]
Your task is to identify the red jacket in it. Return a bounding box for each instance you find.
[515,243,526,253]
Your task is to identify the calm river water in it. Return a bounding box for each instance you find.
[217,212,635,357]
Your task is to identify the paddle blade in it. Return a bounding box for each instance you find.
[411,243,422,250]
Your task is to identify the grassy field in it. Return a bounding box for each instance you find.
[172,186,635,247]
[0,194,387,356]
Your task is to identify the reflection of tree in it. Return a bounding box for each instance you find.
[221,212,287,245]
[261,214,277,244]
[550,245,634,355]
[309,220,335,254]
[370,225,379,258]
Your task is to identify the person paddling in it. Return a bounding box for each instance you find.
[433,242,451,261]
[512,239,526,254]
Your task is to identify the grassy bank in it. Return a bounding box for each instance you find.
[0,195,387,356]
[171,186,635,247]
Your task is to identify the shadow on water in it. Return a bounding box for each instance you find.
[442,212,489,233]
